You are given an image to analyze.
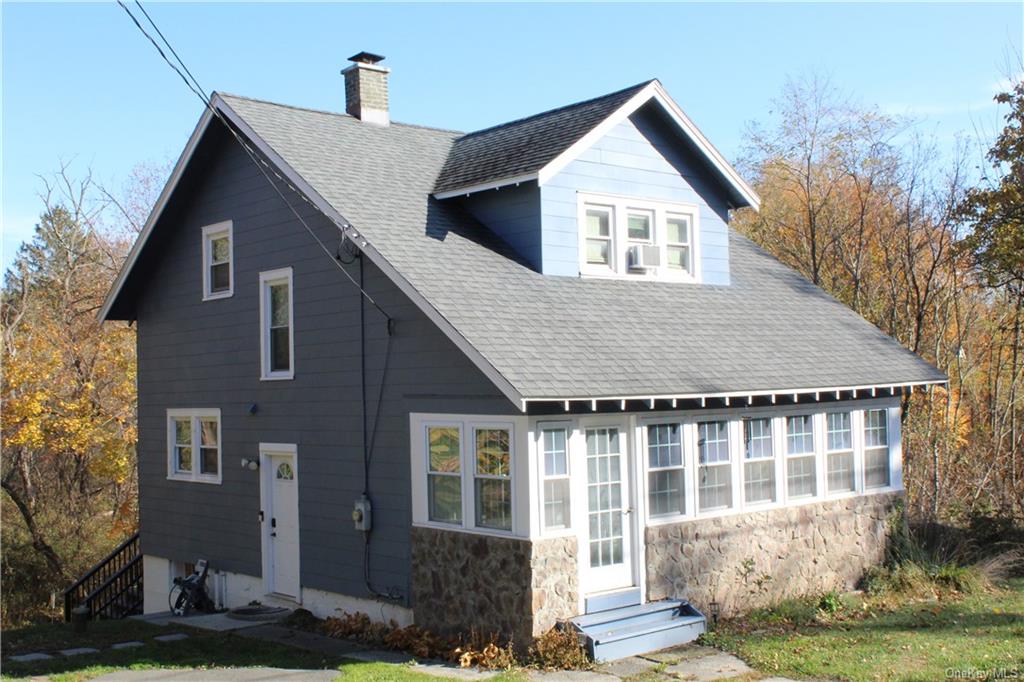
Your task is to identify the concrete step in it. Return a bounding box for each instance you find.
[571,599,706,662]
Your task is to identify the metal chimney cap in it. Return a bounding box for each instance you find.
[348,51,385,65]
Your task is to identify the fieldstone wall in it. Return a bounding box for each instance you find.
[646,492,901,616]
[529,535,579,635]
[410,529,579,646]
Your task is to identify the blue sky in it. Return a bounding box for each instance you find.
[2,2,1020,271]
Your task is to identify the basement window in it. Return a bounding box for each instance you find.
[202,221,233,300]
[167,409,221,484]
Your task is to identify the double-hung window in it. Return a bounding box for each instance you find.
[786,415,816,498]
[427,425,462,524]
[743,418,775,504]
[474,427,512,531]
[584,205,614,270]
[578,195,699,280]
[697,421,731,512]
[665,213,692,274]
[826,412,855,493]
[540,427,571,531]
[167,409,221,483]
[647,423,684,517]
[202,222,233,300]
[259,268,294,380]
[863,409,890,488]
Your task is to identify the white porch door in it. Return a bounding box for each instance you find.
[261,449,300,598]
[581,424,634,594]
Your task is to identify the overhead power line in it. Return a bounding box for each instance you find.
[115,0,392,322]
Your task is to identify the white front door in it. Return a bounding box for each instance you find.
[260,446,300,598]
[580,424,634,594]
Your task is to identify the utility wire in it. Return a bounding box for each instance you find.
[118,0,402,602]
[115,0,392,322]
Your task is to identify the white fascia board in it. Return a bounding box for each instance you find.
[525,378,948,407]
[432,173,538,200]
[536,80,761,212]
[99,105,217,322]
[211,96,527,411]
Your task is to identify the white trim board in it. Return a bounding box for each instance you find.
[97,94,527,411]
[432,80,761,211]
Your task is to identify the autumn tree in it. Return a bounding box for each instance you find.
[1,163,152,623]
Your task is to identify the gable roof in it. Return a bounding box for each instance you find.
[102,87,945,410]
[432,79,760,210]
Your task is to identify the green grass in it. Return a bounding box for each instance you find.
[0,619,449,681]
[704,578,1024,682]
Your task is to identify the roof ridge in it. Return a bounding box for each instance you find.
[454,79,656,141]
[215,91,465,134]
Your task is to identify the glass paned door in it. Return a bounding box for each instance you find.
[584,426,633,593]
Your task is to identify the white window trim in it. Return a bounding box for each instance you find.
[741,416,778,507]
[259,267,295,381]
[863,407,893,490]
[643,422,687,519]
[631,398,902,527]
[537,422,573,534]
[577,192,701,283]
[201,221,233,301]
[410,413,529,538]
[166,408,222,484]
[824,408,858,497]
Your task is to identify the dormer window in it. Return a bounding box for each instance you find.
[584,205,614,269]
[577,194,699,281]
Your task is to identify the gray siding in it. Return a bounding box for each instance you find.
[540,103,733,283]
[135,125,516,605]
[460,183,542,271]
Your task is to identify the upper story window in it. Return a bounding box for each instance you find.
[577,193,699,281]
[167,408,221,484]
[202,221,233,300]
[259,267,294,380]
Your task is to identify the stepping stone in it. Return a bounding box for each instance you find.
[153,632,189,642]
[58,647,100,657]
[111,640,146,650]
[8,652,54,662]
[665,652,753,681]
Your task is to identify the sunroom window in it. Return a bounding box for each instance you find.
[826,412,855,493]
[697,421,731,511]
[864,409,890,488]
[427,426,462,524]
[541,427,570,530]
[647,423,684,517]
[743,417,775,504]
[786,415,816,498]
[474,428,512,531]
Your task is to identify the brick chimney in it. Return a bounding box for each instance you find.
[343,51,389,126]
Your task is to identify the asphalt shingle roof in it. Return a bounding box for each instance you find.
[432,81,652,194]
[219,92,945,401]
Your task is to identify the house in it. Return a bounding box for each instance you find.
[100,53,946,659]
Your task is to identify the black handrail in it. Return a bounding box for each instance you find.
[64,532,142,621]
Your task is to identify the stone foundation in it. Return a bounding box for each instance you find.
[410,528,578,645]
[646,492,901,616]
